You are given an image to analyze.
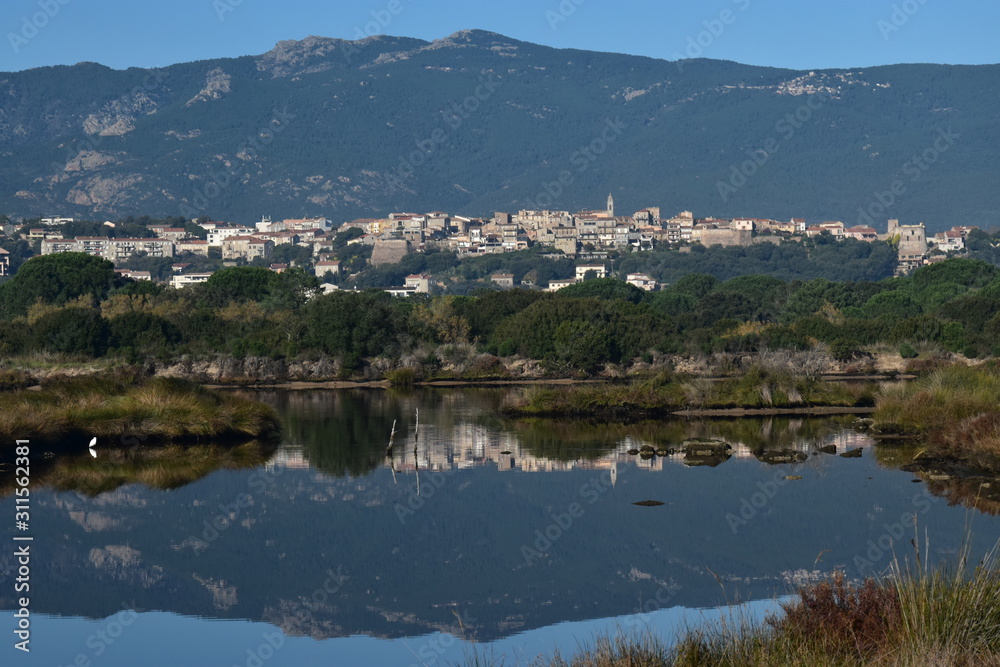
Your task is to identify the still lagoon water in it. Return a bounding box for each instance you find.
[3,388,1000,666]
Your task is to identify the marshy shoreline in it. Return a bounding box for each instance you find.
[521,552,1000,667]
[497,366,880,420]
[3,362,999,665]
[0,373,281,449]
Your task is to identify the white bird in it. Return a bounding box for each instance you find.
[88,437,97,459]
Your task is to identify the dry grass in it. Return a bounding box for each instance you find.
[542,633,669,667]
[0,375,281,445]
[502,381,685,418]
[502,367,874,419]
[525,547,1000,667]
[873,364,1000,461]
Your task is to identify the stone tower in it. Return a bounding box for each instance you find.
[607,193,614,217]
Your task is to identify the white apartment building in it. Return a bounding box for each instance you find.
[207,226,255,246]
[575,264,608,280]
[170,273,214,289]
[41,237,174,263]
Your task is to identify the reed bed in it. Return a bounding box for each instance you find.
[872,364,1000,460]
[0,375,281,444]
[502,367,874,418]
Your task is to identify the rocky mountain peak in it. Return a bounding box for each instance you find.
[256,35,348,77]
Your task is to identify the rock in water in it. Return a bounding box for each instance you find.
[757,450,808,465]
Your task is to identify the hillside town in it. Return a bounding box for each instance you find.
[19,194,978,294]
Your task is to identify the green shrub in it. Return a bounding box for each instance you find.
[32,308,108,357]
[387,367,419,386]
[830,338,862,363]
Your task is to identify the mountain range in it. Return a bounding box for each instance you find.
[2,29,999,233]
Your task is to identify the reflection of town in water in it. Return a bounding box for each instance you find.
[268,387,875,476]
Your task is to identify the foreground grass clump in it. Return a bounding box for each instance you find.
[530,552,1000,667]
[0,374,281,444]
[873,364,1000,458]
[503,367,874,418]
[542,633,670,667]
[0,369,33,392]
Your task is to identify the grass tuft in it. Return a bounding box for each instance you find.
[525,545,1000,666]
[0,377,280,446]
[872,364,1000,462]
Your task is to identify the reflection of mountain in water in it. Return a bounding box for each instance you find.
[3,389,998,644]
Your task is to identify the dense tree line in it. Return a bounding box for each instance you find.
[1,253,999,375]
[618,237,899,285]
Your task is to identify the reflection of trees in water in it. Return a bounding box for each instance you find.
[873,442,1000,516]
[872,443,925,469]
[278,391,410,477]
[264,389,510,477]
[0,441,277,497]
[705,416,856,452]
[926,477,1000,516]
[510,419,688,460]
[508,416,857,462]
[255,389,864,472]
[870,440,1000,516]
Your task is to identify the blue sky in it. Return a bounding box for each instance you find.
[1,0,998,72]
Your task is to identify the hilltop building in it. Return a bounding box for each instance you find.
[888,218,928,274]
